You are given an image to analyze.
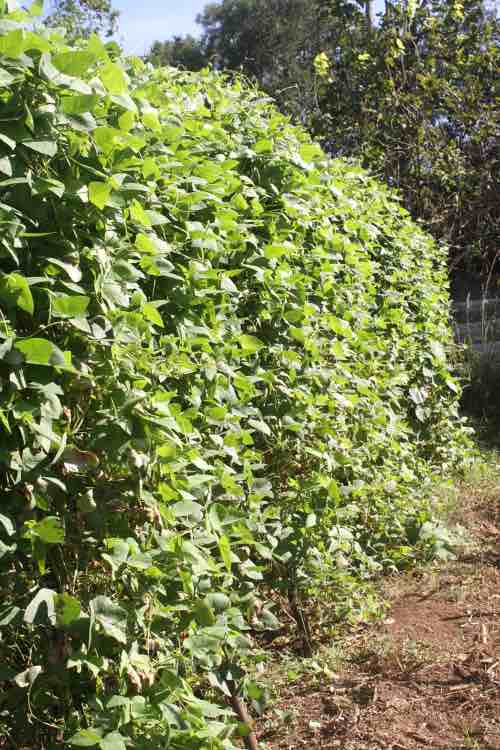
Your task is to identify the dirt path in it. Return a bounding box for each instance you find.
[256,477,500,750]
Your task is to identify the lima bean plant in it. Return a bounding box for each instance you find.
[0,3,470,747]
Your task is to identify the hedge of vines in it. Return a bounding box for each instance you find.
[0,5,470,748]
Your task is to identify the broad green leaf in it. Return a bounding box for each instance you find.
[32,516,64,544]
[90,596,127,644]
[248,418,271,436]
[100,733,126,750]
[89,181,111,210]
[254,139,273,154]
[52,294,90,319]
[27,0,43,16]
[54,593,81,626]
[62,94,99,115]
[142,302,163,327]
[53,51,95,77]
[194,600,215,626]
[238,334,264,353]
[0,30,24,58]
[15,338,66,367]
[205,592,230,611]
[264,244,290,259]
[0,68,14,87]
[430,340,446,361]
[22,140,57,157]
[99,62,128,94]
[135,233,157,253]
[129,199,151,227]
[118,110,135,131]
[299,143,322,162]
[69,729,103,747]
[172,500,203,521]
[142,110,160,132]
[46,257,82,282]
[0,273,34,315]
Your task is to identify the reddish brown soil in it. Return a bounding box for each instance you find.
[256,488,500,750]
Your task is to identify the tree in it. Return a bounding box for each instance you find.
[314,0,500,272]
[45,0,119,40]
[196,0,339,121]
[147,35,208,70]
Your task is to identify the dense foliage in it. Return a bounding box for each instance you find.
[0,7,470,748]
[148,36,209,72]
[149,0,500,274]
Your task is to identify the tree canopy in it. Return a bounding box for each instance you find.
[45,0,119,39]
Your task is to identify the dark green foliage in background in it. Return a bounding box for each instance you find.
[0,5,470,747]
[147,35,212,72]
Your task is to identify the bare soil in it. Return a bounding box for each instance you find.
[256,477,500,750]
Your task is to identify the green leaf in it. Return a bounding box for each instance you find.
[118,110,135,131]
[100,733,127,750]
[53,51,95,77]
[254,139,273,154]
[129,199,151,227]
[100,62,128,95]
[89,181,112,210]
[22,140,57,157]
[0,30,25,59]
[0,273,34,315]
[299,144,322,162]
[205,592,230,611]
[248,418,271,436]
[27,0,43,16]
[172,500,203,521]
[54,593,81,626]
[142,302,163,327]
[68,729,103,747]
[62,94,99,115]
[100,732,127,750]
[15,338,66,367]
[219,534,232,573]
[238,334,264,353]
[46,257,82,282]
[0,68,14,87]
[33,516,65,544]
[194,600,215,626]
[90,596,127,644]
[52,294,90,318]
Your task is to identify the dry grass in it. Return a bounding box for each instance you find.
[255,456,500,750]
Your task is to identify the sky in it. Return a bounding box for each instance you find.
[113,0,388,56]
[114,0,206,55]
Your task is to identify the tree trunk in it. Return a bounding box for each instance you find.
[365,0,374,32]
